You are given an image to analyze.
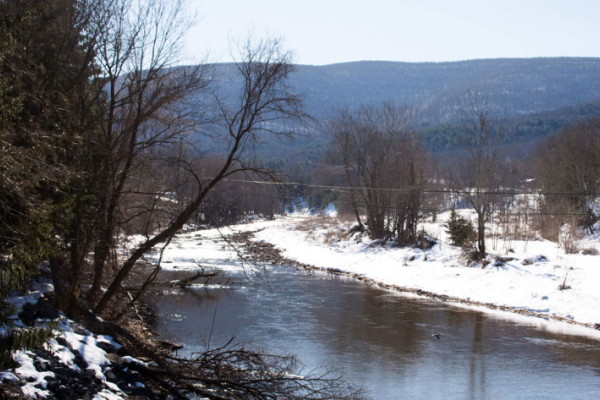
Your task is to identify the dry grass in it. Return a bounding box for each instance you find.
[558,269,572,291]
[559,223,582,254]
[322,229,347,245]
[293,214,352,245]
[293,215,336,232]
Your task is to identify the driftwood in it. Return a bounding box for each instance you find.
[156,339,184,351]
[119,269,219,292]
[168,269,218,288]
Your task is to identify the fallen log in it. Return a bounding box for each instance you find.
[169,269,218,288]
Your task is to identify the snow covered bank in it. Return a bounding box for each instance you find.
[1,281,153,399]
[252,214,600,330]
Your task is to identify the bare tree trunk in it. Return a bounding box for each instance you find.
[90,128,138,303]
[345,165,364,229]
[477,211,486,256]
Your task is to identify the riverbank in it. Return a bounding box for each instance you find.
[234,214,600,333]
[0,218,297,399]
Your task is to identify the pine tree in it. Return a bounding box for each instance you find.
[445,208,477,248]
[0,0,103,365]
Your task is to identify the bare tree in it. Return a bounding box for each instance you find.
[447,91,509,258]
[93,35,307,315]
[324,107,367,230]
[85,0,211,303]
[40,0,211,316]
[389,134,431,245]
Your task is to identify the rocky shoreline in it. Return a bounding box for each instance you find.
[232,230,600,333]
[3,335,154,400]
[1,280,176,400]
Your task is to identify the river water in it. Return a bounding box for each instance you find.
[153,235,600,400]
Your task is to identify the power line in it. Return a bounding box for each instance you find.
[126,178,595,217]
[204,190,593,218]
[218,178,595,197]
[125,175,597,197]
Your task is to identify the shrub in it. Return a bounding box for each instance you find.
[413,229,436,249]
[445,209,477,248]
[581,247,599,255]
[459,248,487,267]
[564,241,580,254]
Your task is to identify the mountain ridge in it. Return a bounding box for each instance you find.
[294,56,600,67]
[283,57,600,125]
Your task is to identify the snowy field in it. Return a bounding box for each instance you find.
[248,212,600,330]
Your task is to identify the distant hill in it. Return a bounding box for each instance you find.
[285,58,600,125]
[510,97,600,139]
[208,57,600,127]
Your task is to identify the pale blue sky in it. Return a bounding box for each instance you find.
[184,0,600,65]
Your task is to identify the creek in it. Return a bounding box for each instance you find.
[153,232,600,400]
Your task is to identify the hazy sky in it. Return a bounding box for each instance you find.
[184,0,600,65]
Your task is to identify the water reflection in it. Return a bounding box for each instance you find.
[469,313,486,400]
[154,267,600,400]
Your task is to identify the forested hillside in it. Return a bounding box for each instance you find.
[423,97,600,151]
[290,58,600,124]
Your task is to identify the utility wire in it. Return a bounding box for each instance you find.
[127,175,595,196]
[217,178,595,197]
[126,177,597,216]
[202,190,592,217]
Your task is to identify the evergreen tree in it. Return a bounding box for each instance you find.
[0,0,103,364]
[445,208,477,248]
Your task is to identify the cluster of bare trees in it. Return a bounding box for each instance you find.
[325,103,434,244]
[323,93,516,257]
[536,118,600,233]
[441,93,600,257]
[83,0,211,309]
[200,173,285,224]
[535,118,600,236]
[0,0,297,345]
